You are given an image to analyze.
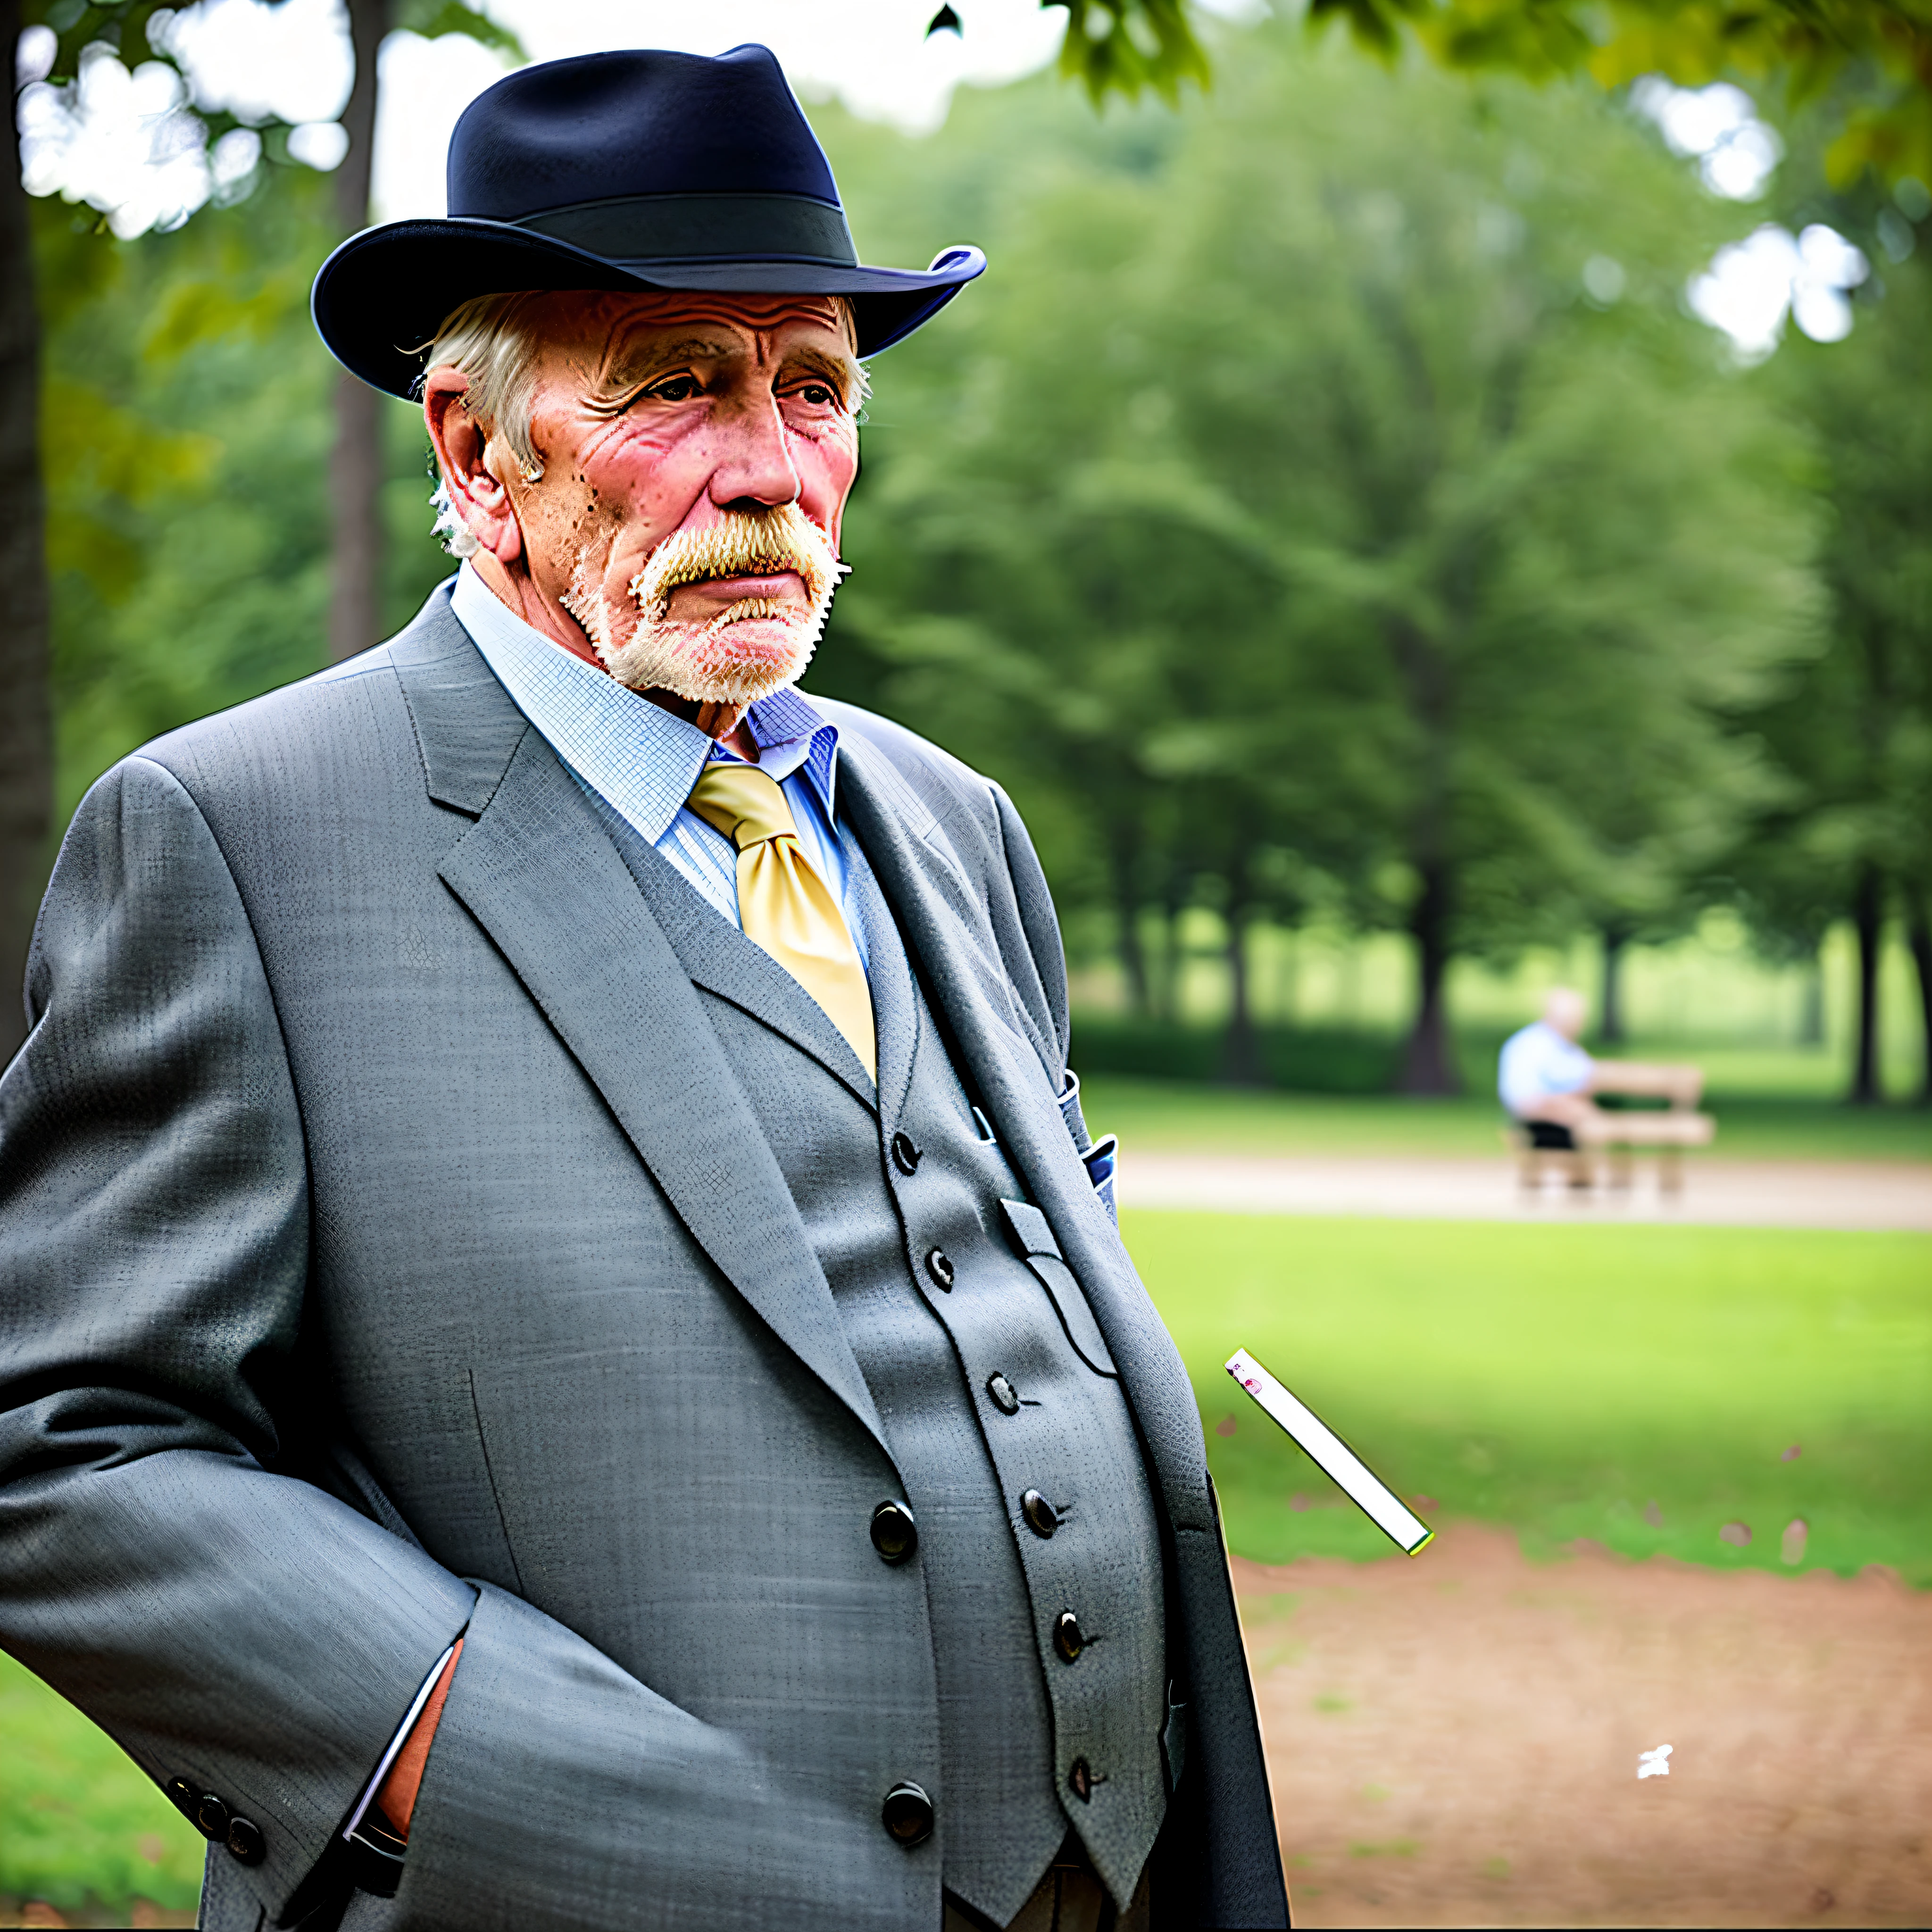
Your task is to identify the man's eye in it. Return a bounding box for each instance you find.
[643,375,701,403]
[795,382,839,408]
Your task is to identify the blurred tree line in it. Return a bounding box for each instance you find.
[812,26,1927,1094]
[1731,158,1932,1103]
[8,7,1930,1098]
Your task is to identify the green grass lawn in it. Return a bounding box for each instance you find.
[0,1650,203,1918]
[1127,1209,1932,1586]
[1083,1074,1932,1163]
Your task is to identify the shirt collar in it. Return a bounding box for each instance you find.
[450,563,840,839]
[714,685,841,817]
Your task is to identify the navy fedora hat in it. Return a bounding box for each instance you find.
[312,44,985,398]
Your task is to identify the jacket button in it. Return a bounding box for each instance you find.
[882,1781,935,1846]
[163,1777,198,1823]
[924,1248,954,1290]
[986,1373,1020,1415]
[226,1816,266,1865]
[194,1793,231,1841]
[1053,1610,1086,1662]
[1020,1489,1059,1538]
[870,1499,918,1563]
[891,1133,922,1175]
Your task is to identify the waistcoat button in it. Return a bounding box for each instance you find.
[882,1781,935,1845]
[194,1793,231,1842]
[1069,1757,1095,1803]
[890,1133,922,1174]
[986,1373,1021,1415]
[1053,1610,1085,1662]
[924,1248,954,1290]
[1020,1489,1059,1538]
[226,1816,266,1865]
[869,1499,919,1563]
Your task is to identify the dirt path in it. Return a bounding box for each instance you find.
[1125,1155,1932,1231]
[1236,1524,1932,1927]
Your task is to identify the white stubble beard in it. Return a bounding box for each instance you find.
[560,503,849,708]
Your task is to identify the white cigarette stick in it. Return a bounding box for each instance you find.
[1224,1348,1433,1555]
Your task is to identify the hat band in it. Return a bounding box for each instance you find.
[511,192,859,267]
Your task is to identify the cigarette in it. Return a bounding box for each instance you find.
[1224,1348,1433,1556]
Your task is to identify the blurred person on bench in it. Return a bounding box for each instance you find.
[1499,989,1713,1149]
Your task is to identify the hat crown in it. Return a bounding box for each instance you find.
[447,45,842,223]
[310,42,984,396]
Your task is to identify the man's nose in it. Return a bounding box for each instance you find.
[706,385,801,511]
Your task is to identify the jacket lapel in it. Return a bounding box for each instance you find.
[844,844,919,1135]
[836,734,1216,1538]
[386,584,528,813]
[393,616,891,1465]
[590,797,877,1114]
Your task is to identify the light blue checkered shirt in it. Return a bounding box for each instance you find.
[450,565,865,970]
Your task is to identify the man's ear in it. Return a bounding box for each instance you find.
[424,369,523,566]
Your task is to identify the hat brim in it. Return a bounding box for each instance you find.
[311,217,985,399]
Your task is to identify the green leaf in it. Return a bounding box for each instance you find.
[392,0,528,61]
[1049,0,1211,107]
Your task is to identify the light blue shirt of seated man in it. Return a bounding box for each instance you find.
[1498,1017,1594,1120]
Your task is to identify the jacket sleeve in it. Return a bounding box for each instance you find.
[0,756,478,1917]
[0,757,922,1932]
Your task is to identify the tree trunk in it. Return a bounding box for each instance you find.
[1906,896,1932,1108]
[1108,830,1149,1017]
[1276,924,1299,1026]
[1220,900,1266,1087]
[327,0,388,663]
[1388,614,1459,1094]
[1848,864,1883,1106]
[1157,891,1185,1023]
[1599,923,1630,1045]
[0,0,53,1064]
[1399,857,1460,1093]
[1798,943,1824,1047]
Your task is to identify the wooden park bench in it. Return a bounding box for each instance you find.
[1504,1059,1715,1195]
[1503,1111,1715,1195]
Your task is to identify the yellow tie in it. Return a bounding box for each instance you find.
[685,762,877,1082]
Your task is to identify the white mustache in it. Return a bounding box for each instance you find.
[629,504,846,621]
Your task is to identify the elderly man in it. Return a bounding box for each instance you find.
[1500,988,1710,1147]
[0,46,1284,1932]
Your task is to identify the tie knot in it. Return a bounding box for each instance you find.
[686,761,799,852]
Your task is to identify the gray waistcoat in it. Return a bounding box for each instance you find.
[672,830,1168,1926]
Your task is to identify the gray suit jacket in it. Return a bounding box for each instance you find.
[0,588,1286,1930]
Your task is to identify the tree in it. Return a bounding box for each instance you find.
[323,0,522,665]
[37,171,338,823]
[948,0,1932,183]
[327,0,387,667]
[1308,0,1932,186]
[1,0,51,1064]
[817,30,1816,1090]
[2,0,516,1056]
[815,78,1394,1078]
[1733,238,1932,1103]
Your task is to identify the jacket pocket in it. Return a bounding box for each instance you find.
[1057,1070,1119,1225]
[998,1198,1118,1377]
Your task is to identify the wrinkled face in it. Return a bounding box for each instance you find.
[480,291,861,704]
